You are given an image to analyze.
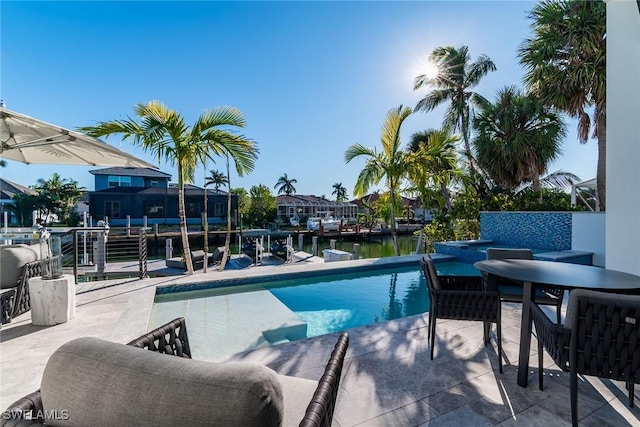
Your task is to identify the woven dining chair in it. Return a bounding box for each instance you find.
[486,248,564,324]
[420,255,503,372]
[531,289,640,426]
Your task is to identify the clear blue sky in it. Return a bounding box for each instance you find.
[1,1,598,199]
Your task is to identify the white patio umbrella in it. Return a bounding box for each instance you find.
[0,108,156,168]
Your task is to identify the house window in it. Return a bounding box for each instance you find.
[150,179,159,187]
[186,202,201,218]
[105,201,121,218]
[214,203,224,217]
[145,201,164,218]
[108,176,131,187]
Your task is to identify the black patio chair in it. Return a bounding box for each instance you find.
[531,289,640,426]
[421,255,503,372]
[486,248,564,324]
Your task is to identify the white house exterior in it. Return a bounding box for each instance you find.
[606,0,640,274]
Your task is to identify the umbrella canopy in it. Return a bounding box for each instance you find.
[0,108,156,168]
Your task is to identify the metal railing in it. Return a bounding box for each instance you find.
[58,227,149,281]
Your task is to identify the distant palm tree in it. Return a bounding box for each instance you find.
[205,169,228,191]
[345,105,413,256]
[80,101,257,274]
[413,45,496,174]
[473,86,566,191]
[274,173,297,195]
[332,183,348,203]
[202,169,228,273]
[519,0,606,209]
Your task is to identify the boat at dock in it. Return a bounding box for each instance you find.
[306,211,342,232]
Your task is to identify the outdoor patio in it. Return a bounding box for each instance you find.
[1,260,639,426]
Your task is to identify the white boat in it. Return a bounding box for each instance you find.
[307,211,342,231]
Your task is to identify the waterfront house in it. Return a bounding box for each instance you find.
[88,167,237,227]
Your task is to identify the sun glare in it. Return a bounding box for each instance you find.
[423,61,439,80]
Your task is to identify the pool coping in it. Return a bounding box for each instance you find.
[154,254,426,295]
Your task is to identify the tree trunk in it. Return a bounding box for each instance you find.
[440,183,452,211]
[389,184,400,256]
[596,113,606,211]
[203,184,208,273]
[178,164,194,274]
[219,156,232,272]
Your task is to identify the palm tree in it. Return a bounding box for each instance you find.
[514,169,580,193]
[413,45,496,174]
[519,0,606,209]
[202,169,228,273]
[80,100,257,275]
[472,86,566,190]
[405,129,460,211]
[274,173,297,195]
[344,105,412,256]
[332,183,348,203]
[205,169,228,191]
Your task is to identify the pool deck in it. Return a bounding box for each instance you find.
[2,255,639,426]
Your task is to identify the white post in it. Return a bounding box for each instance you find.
[3,211,7,233]
[154,223,159,237]
[298,234,304,252]
[126,215,131,237]
[82,212,88,265]
[330,239,337,249]
[353,243,361,260]
[143,215,148,229]
[166,238,173,259]
[312,236,318,257]
[96,232,106,277]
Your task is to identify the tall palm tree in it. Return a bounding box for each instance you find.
[413,45,496,174]
[274,173,297,195]
[202,169,228,273]
[80,100,257,275]
[519,0,606,209]
[472,85,566,190]
[332,183,348,203]
[344,105,412,256]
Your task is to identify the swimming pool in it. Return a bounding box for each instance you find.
[150,261,479,360]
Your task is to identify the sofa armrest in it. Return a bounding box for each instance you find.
[1,288,17,325]
[2,390,45,425]
[127,317,191,358]
[300,332,349,427]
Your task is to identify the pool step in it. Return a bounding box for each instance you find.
[149,289,307,362]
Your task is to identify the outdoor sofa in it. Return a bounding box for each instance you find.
[2,317,349,427]
[0,244,42,324]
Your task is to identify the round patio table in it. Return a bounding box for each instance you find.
[473,259,640,387]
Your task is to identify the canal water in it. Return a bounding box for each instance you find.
[159,230,424,260]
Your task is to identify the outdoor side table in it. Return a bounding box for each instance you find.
[28,274,76,326]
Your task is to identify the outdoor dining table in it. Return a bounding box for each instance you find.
[473,259,640,387]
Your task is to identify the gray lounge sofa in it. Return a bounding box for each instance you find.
[0,244,42,324]
[2,317,349,426]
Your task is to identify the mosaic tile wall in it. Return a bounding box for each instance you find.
[479,212,572,251]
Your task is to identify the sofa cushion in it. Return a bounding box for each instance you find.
[0,245,39,289]
[40,337,284,427]
[277,374,318,426]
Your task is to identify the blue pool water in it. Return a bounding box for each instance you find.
[153,261,479,342]
[267,262,479,337]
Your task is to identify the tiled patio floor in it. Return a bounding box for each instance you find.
[1,257,639,426]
